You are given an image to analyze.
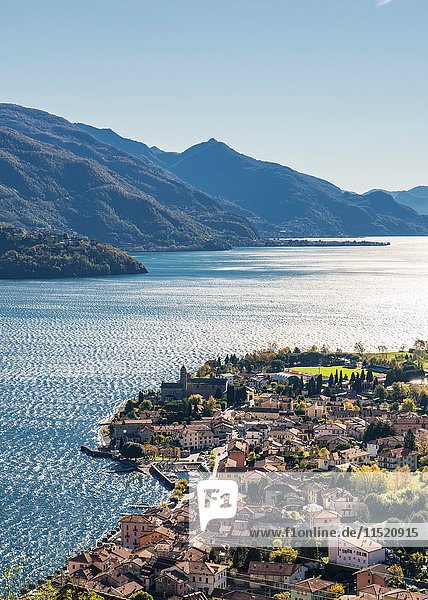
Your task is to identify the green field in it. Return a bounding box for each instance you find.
[289,366,379,378]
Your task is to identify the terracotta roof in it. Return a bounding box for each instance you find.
[189,561,227,576]
[384,592,428,600]
[355,563,395,577]
[120,514,151,524]
[248,562,302,576]
[360,585,393,596]
[293,577,334,592]
[378,447,418,458]
[70,552,92,564]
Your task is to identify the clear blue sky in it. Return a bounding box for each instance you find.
[1,0,427,193]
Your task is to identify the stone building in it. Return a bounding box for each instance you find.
[161,365,228,401]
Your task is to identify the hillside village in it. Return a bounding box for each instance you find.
[67,344,428,600]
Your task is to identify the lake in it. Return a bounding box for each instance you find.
[0,237,427,581]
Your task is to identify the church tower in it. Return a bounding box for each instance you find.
[180,365,188,395]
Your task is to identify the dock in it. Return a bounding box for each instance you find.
[148,464,176,490]
[80,445,113,459]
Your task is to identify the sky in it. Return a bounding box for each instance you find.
[1,0,427,193]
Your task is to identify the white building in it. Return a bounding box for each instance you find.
[189,562,227,595]
[329,536,385,569]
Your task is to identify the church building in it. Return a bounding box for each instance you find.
[160,366,228,401]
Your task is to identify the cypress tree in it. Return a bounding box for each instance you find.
[404,429,417,451]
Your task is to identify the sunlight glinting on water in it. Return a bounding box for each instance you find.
[0,238,427,580]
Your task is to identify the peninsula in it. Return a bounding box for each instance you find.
[254,238,391,248]
[0,223,147,279]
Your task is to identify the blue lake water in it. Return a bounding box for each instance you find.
[0,238,427,581]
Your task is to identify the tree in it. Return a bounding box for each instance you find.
[388,564,404,587]
[363,422,396,443]
[139,399,153,411]
[188,394,203,404]
[208,548,220,563]
[246,451,256,467]
[269,546,298,563]
[354,342,366,356]
[24,583,104,600]
[404,429,417,451]
[243,547,266,570]
[231,546,247,569]
[411,551,425,566]
[130,592,154,600]
[121,442,144,459]
[353,375,362,394]
[295,400,306,415]
[374,385,387,400]
[414,339,427,351]
[392,382,410,400]
[271,359,285,372]
[331,583,345,598]
[334,442,351,452]
[400,398,416,413]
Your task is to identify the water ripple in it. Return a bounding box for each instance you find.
[0,239,427,580]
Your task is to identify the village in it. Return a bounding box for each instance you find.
[67,344,428,600]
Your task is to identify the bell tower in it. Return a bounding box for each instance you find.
[180,365,188,394]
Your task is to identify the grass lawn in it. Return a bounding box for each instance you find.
[289,366,380,378]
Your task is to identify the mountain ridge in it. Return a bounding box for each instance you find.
[0,103,427,244]
[77,124,428,237]
[0,104,258,248]
[366,186,428,216]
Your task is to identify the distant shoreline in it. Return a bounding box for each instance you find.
[256,238,391,248]
[130,238,391,252]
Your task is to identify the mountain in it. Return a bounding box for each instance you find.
[0,222,147,279]
[79,127,428,237]
[76,123,162,165]
[367,187,428,216]
[0,104,258,249]
[1,104,427,241]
